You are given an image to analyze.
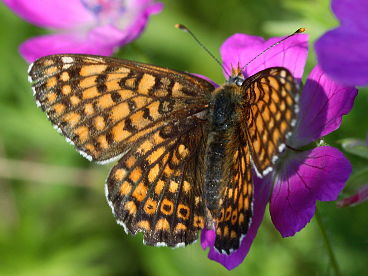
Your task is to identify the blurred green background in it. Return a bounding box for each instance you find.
[0,0,367,275]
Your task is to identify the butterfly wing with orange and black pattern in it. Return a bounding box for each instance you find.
[107,119,208,246]
[212,123,253,254]
[240,67,299,176]
[28,54,215,246]
[28,54,214,163]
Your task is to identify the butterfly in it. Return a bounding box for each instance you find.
[28,54,298,254]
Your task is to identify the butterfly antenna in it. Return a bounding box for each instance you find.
[239,28,306,74]
[175,24,231,78]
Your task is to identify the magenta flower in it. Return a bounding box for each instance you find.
[3,0,163,62]
[315,0,368,86]
[200,33,357,270]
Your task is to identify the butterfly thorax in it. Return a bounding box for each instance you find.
[204,84,242,213]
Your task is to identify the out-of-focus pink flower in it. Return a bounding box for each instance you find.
[3,0,163,62]
[315,0,368,86]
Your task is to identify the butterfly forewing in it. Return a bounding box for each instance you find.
[241,67,298,176]
[28,54,214,163]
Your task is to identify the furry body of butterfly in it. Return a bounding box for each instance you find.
[205,85,240,211]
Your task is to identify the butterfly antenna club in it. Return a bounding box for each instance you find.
[239,28,306,74]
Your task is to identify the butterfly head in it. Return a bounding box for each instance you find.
[227,64,245,86]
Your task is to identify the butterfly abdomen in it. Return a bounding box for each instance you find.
[204,86,239,212]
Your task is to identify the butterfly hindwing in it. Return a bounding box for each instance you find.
[106,118,208,246]
[241,67,298,176]
[213,124,253,254]
[28,54,214,163]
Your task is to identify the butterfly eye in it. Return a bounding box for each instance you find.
[228,75,245,86]
[235,78,245,86]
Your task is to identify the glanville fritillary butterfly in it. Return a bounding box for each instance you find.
[28,52,298,254]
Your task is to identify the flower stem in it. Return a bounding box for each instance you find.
[315,209,341,276]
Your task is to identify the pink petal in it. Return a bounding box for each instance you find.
[331,0,368,30]
[220,33,308,79]
[270,146,351,237]
[133,0,164,14]
[117,0,164,45]
[20,0,163,63]
[292,65,357,147]
[3,0,93,29]
[20,26,124,62]
[201,175,272,270]
[314,0,368,86]
[315,28,368,86]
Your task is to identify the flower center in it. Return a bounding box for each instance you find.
[80,0,126,25]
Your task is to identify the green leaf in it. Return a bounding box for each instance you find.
[339,138,368,160]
